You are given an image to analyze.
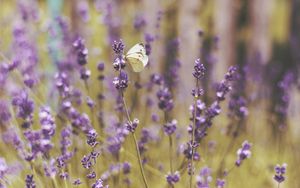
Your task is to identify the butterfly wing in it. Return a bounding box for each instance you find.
[126,43,146,56]
[126,53,145,72]
[125,43,148,72]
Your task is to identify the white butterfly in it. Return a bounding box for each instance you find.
[125,43,149,72]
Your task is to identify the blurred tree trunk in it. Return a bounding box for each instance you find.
[248,0,273,68]
[289,0,300,141]
[214,0,237,81]
[68,0,80,34]
[290,0,300,75]
[177,0,201,105]
[142,0,163,73]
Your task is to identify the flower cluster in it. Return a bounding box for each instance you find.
[156,86,174,112]
[196,167,212,188]
[163,119,177,135]
[25,174,36,188]
[73,37,91,80]
[166,171,180,185]
[125,118,139,133]
[12,91,34,126]
[235,140,252,166]
[112,40,125,55]
[113,70,128,90]
[73,37,88,66]
[273,163,287,184]
[193,59,206,80]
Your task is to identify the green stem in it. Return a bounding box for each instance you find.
[190,79,199,188]
[169,135,175,188]
[120,91,149,188]
[169,135,174,174]
[133,132,149,188]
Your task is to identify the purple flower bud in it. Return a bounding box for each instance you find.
[166,171,180,185]
[25,174,36,188]
[157,87,173,111]
[113,70,128,90]
[112,40,125,55]
[216,179,225,188]
[12,91,34,120]
[73,179,82,185]
[123,162,131,174]
[134,14,146,30]
[193,59,205,80]
[87,171,96,179]
[196,167,212,188]
[80,68,91,80]
[86,97,95,108]
[59,172,69,180]
[73,37,88,66]
[86,129,98,147]
[126,118,139,133]
[151,74,164,85]
[92,178,108,188]
[192,88,204,98]
[235,140,252,167]
[97,62,105,71]
[0,101,11,123]
[163,119,177,135]
[113,57,126,71]
[274,163,287,184]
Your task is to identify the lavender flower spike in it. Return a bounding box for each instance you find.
[273,163,287,184]
[235,140,252,167]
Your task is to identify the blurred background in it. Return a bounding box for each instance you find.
[1,0,300,188]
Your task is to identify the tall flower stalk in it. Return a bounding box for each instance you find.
[189,59,205,187]
[112,40,149,188]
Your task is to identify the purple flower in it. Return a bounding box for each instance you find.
[192,88,204,98]
[23,75,35,88]
[235,140,252,167]
[273,163,287,184]
[12,91,34,121]
[73,37,88,66]
[92,178,108,188]
[0,100,11,123]
[73,179,82,185]
[81,155,92,169]
[113,57,126,71]
[216,179,225,188]
[112,40,124,55]
[39,107,56,138]
[80,68,91,80]
[0,158,8,179]
[59,172,69,180]
[134,14,146,30]
[166,171,180,185]
[113,70,128,90]
[163,119,177,135]
[216,66,237,101]
[123,162,131,174]
[151,74,164,85]
[156,86,173,111]
[60,126,72,156]
[86,129,98,147]
[25,174,36,188]
[87,171,96,179]
[196,167,212,188]
[77,0,90,22]
[97,62,105,71]
[125,118,139,133]
[193,59,205,80]
[43,159,57,177]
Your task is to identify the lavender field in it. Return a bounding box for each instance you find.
[0,0,299,188]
